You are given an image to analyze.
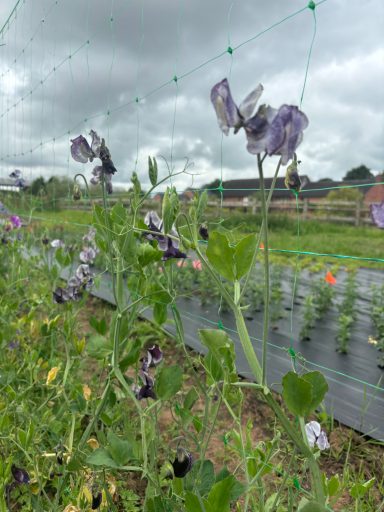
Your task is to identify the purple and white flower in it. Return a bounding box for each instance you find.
[211,78,308,165]
[71,130,117,194]
[144,211,186,261]
[371,202,384,228]
[305,421,330,450]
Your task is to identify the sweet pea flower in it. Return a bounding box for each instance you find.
[144,211,186,261]
[305,421,330,450]
[51,239,65,249]
[192,259,202,271]
[211,78,308,165]
[9,169,26,189]
[11,465,30,484]
[371,202,384,228]
[80,246,96,264]
[9,215,22,229]
[71,130,117,194]
[172,448,193,478]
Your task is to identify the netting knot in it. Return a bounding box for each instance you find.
[217,320,224,330]
[135,97,140,103]
[173,75,178,83]
[227,46,233,55]
[308,0,316,10]
[293,477,301,490]
[288,347,296,359]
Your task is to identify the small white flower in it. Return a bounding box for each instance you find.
[51,239,65,249]
[305,421,330,450]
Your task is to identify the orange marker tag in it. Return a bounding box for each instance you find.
[325,271,336,285]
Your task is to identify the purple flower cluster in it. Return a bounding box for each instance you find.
[53,264,93,304]
[211,78,308,165]
[133,345,163,400]
[144,211,186,261]
[9,169,26,189]
[70,130,117,194]
[80,227,98,264]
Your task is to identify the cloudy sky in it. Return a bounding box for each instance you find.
[0,0,383,192]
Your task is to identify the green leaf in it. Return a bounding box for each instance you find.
[185,460,215,497]
[196,190,208,222]
[301,371,328,413]
[282,372,313,417]
[206,475,245,512]
[327,474,340,497]
[206,231,235,281]
[350,477,375,499]
[299,502,328,512]
[86,335,113,359]
[148,156,158,187]
[162,187,179,234]
[138,243,162,267]
[234,234,257,279]
[131,171,142,200]
[110,201,126,225]
[183,388,199,410]
[89,316,107,335]
[153,302,168,325]
[86,448,119,468]
[155,365,183,400]
[184,492,206,512]
[107,431,133,466]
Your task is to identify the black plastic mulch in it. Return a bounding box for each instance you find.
[67,265,384,441]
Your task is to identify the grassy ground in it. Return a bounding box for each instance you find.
[217,212,384,270]
[5,200,384,270]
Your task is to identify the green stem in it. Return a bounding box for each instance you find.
[257,154,270,385]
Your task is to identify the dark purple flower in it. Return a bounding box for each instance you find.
[172,448,193,478]
[147,345,163,366]
[9,169,26,188]
[11,465,30,484]
[371,202,384,228]
[135,371,157,400]
[91,491,102,510]
[42,237,50,245]
[163,238,187,261]
[199,225,209,241]
[211,78,308,164]
[71,130,117,194]
[53,287,70,304]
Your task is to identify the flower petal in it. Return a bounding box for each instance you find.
[89,130,101,158]
[239,83,264,120]
[70,135,93,163]
[271,105,309,164]
[172,448,193,478]
[371,202,384,228]
[316,430,330,450]
[210,78,241,135]
[147,345,163,366]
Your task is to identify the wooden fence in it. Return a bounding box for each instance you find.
[60,198,372,226]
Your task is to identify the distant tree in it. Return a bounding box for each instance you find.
[30,177,46,196]
[202,179,221,196]
[327,188,363,202]
[318,178,333,182]
[343,165,373,181]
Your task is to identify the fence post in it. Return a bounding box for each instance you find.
[355,201,361,226]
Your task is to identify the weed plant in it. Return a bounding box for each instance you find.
[337,272,358,354]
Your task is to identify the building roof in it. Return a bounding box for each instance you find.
[205,177,376,199]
